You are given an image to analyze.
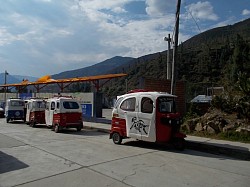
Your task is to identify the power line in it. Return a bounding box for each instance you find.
[184,1,202,34]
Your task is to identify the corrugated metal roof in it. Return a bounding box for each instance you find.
[191,95,212,103]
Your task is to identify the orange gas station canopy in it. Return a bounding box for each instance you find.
[0,73,127,92]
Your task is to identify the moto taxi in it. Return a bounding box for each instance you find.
[45,96,83,133]
[5,98,25,123]
[26,98,46,127]
[110,90,186,150]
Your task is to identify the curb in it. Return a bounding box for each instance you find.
[186,141,250,161]
[84,126,110,133]
[83,126,250,161]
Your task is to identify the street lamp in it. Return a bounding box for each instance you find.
[164,34,172,80]
[4,70,8,103]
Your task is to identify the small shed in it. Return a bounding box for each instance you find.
[191,95,212,103]
[190,95,212,115]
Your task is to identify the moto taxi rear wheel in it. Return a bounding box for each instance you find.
[54,124,60,133]
[76,126,82,131]
[173,138,185,151]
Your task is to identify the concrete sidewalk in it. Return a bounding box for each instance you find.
[83,120,250,160]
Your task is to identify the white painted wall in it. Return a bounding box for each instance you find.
[0,92,95,116]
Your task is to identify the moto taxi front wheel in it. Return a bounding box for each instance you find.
[112,132,122,145]
[30,122,36,128]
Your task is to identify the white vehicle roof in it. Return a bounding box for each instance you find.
[6,98,24,108]
[118,91,177,100]
[6,98,25,105]
[27,98,46,102]
[7,98,24,101]
[47,96,78,102]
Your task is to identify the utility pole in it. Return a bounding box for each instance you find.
[4,70,9,103]
[164,34,172,80]
[125,78,128,93]
[171,0,181,95]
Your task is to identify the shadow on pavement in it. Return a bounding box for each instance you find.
[0,151,29,174]
[51,128,107,137]
[186,140,250,161]
[123,140,250,161]
[83,118,111,124]
[5,120,26,124]
[6,121,107,137]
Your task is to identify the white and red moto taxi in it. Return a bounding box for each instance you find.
[26,98,46,127]
[45,96,83,133]
[110,90,186,150]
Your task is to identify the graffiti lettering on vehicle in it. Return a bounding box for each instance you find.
[130,117,149,134]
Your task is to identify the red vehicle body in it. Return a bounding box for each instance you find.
[26,98,46,127]
[45,96,83,133]
[110,91,186,150]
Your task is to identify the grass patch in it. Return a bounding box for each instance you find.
[218,131,250,143]
[184,130,250,143]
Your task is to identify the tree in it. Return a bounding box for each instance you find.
[236,72,250,120]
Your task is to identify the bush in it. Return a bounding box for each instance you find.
[211,94,236,114]
[237,96,250,121]
[236,72,250,121]
[184,103,204,120]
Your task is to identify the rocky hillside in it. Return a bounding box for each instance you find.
[183,108,249,133]
[182,108,250,142]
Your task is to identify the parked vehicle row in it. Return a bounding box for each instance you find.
[3,90,186,150]
[4,96,83,133]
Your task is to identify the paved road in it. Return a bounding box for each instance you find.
[0,118,250,187]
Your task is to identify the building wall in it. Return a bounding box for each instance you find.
[0,92,97,117]
[142,79,186,116]
[0,93,18,101]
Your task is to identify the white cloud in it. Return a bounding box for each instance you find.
[76,0,177,58]
[185,1,219,21]
[52,52,107,65]
[3,0,247,77]
[242,9,250,16]
[39,0,51,2]
[0,0,190,76]
[78,0,127,9]
[76,0,132,24]
[0,27,15,46]
[211,16,236,28]
[1,11,73,48]
[145,0,176,16]
[98,15,177,57]
[112,7,127,13]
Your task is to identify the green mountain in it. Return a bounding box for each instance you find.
[52,56,134,79]
[102,18,250,101]
[182,18,250,50]
[0,73,37,84]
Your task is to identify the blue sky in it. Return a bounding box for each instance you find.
[0,0,250,78]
